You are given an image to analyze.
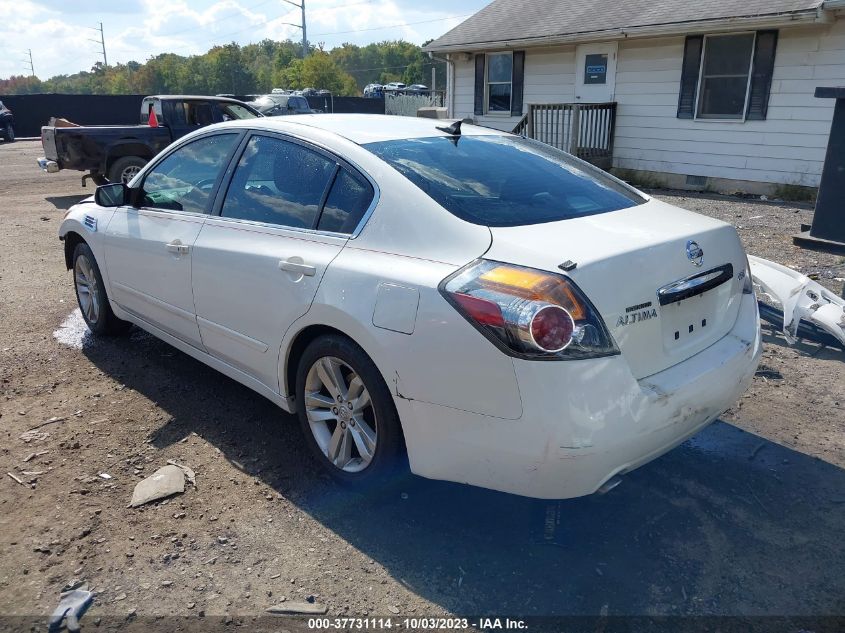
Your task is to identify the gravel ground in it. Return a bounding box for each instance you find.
[1,140,843,628]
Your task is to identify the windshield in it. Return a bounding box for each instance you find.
[364,135,645,227]
[221,103,259,119]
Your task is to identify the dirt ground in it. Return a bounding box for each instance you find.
[1,140,844,628]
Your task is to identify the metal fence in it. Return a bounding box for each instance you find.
[385,91,446,117]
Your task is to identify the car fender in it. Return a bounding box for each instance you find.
[59,201,117,293]
[278,246,524,421]
[278,301,398,406]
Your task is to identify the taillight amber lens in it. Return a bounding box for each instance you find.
[440,260,619,360]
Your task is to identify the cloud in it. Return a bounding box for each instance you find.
[28,0,145,13]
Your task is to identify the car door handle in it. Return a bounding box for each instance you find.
[166,241,190,255]
[278,259,316,276]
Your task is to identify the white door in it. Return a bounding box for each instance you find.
[575,42,617,103]
[104,132,241,347]
[191,133,375,392]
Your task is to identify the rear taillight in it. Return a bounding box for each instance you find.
[440,260,619,360]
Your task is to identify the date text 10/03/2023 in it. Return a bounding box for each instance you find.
[307,617,529,630]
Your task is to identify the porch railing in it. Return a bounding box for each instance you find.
[512,102,617,169]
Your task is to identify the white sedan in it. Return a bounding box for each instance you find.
[59,114,761,499]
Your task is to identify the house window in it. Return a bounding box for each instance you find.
[696,33,755,119]
[486,52,512,113]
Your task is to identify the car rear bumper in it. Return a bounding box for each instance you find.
[398,293,761,499]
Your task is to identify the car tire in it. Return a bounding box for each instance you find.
[3,123,14,142]
[295,334,405,486]
[72,242,131,336]
[108,156,147,184]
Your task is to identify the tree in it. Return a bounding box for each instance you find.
[0,38,439,96]
[282,51,358,95]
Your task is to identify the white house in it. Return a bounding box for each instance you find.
[424,0,845,195]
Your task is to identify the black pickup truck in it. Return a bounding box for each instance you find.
[37,95,261,185]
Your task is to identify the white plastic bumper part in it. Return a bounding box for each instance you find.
[398,293,762,499]
[37,157,59,173]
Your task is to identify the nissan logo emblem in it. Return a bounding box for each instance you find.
[686,240,704,267]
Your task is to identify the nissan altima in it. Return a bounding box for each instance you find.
[58,114,761,499]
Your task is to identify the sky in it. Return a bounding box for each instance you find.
[0,0,489,80]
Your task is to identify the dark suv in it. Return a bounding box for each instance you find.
[0,100,14,142]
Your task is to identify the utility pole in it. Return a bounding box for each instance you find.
[22,49,35,76]
[301,0,307,58]
[88,22,108,67]
[280,0,307,57]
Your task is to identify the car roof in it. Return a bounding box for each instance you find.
[146,95,249,105]
[216,113,505,144]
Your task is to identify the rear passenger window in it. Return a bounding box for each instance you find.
[221,135,336,228]
[318,169,374,233]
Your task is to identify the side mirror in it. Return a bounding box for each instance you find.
[95,183,127,207]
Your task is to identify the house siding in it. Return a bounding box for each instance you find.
[450,16,845,188]
[453,46,576,130]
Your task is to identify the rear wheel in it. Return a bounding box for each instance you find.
[295,335,404,486]
[108,156,146,184]
[72,242,131,336]
[2,123,13,142]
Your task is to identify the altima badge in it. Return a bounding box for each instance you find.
[686,240,704,267]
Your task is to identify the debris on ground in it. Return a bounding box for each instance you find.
[166,459,197,488]
[27,416,67,431]
[19,429,49,443]
[6,472,25,486]
[266,600,328,615]
[129,465,186,507]
[48,586,93,633]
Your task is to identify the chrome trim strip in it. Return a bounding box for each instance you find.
[657,264,734,306]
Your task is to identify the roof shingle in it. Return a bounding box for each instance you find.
[425,0,823,50]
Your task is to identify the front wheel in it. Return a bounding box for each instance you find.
[72,242,131,336]
[3,123,13,142]
[295,335,405,486]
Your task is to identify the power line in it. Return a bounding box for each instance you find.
[311,13,473,37]
[341,60,444,74]
[110,6,462,57]
[156,0,278,38]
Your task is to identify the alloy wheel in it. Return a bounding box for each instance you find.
[74,254,100,325]
[304,356,378,473]
[121,165,141,183]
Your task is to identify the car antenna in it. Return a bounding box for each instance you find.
[436,120,462,136]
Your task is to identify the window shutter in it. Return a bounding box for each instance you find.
[746,30,778,120]
[677,35,703,119]
[511,50,525,116]
[474,54,485,116]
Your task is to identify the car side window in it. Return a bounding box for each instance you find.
[184,101,220,126]
[317,168,374,233]
[140,134,238,214]
[220,135,336,229]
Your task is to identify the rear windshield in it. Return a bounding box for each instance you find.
[364,135,645,227]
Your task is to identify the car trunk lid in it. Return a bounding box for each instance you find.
[484,198,748,379]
